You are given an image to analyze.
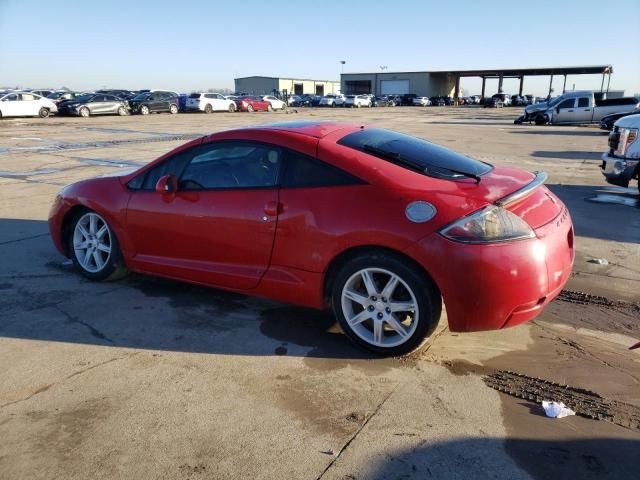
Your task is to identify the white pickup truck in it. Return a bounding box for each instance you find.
[515,91,639,125]
[601,114,640,192]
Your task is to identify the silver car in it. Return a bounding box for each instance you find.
[57,93,129,117]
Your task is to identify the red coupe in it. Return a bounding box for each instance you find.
[48,122,574,355]
[235,96,272,112]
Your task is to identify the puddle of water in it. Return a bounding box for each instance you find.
[83,127,179,136]
[10,137,44,141]
[588,194,639,208]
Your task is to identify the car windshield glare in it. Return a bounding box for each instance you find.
[337,128,492,181]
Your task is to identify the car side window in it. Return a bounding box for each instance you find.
[179,142,281,190]
[577,98,589,108]
[20,94,36,101]
[3,94,19,101]
[139,148,195,190]
[94,95,107,102]
[281,150,365,188]
[558,99,575,109]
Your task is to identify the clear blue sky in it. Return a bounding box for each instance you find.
[1,0,638,96]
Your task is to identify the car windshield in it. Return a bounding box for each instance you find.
[337,128,492,181]
[547,96,564,107]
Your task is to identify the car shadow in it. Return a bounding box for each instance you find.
[532,151,603,161]
[358,437,639,480]
[0,218,379,360]
[546,184,639,243]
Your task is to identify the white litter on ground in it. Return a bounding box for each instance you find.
[588,258,609,265]
[542,401,576,418]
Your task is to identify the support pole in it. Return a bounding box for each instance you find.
[600,72,605,92]
[481,77,486,98]
[547,75,554,99]
[454,76,460,104]
[498,75,504,93]
[562,74,567,93]
[606,72,611,93]
[518,76,524,96]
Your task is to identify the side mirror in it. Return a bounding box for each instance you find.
[155,174,177,194]
[556,106,561,113]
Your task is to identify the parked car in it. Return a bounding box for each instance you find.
[96,89,134,99]
[345,95,372,108]
[287,95,302,106]
[46,91,86,105]
[601,114,640,192]
[516,91,640,125]
[600,108,640,131]
[412,96,431,106]
[129,91,179,115]
[430,96,445,106]
[490,94,511,106]
[234,96,272,112]
[186,93,237,113]
[511,95,527,107]
[48,122,574,356]
[373,95,395,107]
[310,95,323,106]
[262,95,287,110]
[30,89,53,98]
[319,94,345,107]
[0,91,58,118]
[57,93,129,117]
[485,96,505,108]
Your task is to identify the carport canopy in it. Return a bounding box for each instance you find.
[444,65,613,98]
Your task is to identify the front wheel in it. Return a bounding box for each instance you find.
[228,103,236,112]
[169,104,178,114]
[79,107,90,117]
[117,106,127,116]
[534,114,547,125]
[204,104,213,113]
[140,105,150,115]
[39,107,50,118]
[247,105,254,112]
[332,252,441,356]
[267,104,273,112]
[69,211,128,281]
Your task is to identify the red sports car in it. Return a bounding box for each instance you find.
[48,122,574,355]
[235,96,272,112]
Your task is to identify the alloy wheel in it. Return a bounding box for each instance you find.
[341,268,419,348]
[73,212,112,273]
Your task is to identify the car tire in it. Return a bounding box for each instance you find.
[228,103,236,112]
[68,210,128,282]
[534,114,547,126]
[38,107,50,118]
[140,105,150,115]
[247,105,254,112]
[169,104,178,114]
[267,104,273,112]
[204,104,213,114]
[331,251,441,356]
[117,106,127,116]
[79,107,90,117]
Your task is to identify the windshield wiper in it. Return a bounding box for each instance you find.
[362,144,481,184]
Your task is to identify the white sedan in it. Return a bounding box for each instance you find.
[0,91,58,118]
[185,93,236,113]
[412,96,431,106]
[262,95,287,110]
[344,95,372,108]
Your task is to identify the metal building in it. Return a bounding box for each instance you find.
[234,76,340,97]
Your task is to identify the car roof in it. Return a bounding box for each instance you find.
[246,121,360,139]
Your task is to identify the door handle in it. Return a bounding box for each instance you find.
[263,201,282,216]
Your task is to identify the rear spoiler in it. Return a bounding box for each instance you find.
[494,171,548,207]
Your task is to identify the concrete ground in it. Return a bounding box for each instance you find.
[0,107,638,480]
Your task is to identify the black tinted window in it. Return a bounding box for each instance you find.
[282,150,364,188]
[337,128,492,180]
[558,99,575,109]
[577,98,589,108]
[179,142,281,190]
[140,148,194,190]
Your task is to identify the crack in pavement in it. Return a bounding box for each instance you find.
[315,384,400,480]
[0,233,50,246]
[54,304,115,345]
[0,352,139,409]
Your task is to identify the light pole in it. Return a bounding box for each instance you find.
[340,61,346,94]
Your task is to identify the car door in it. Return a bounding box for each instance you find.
[19,93,41,115]
[103,94,119,114]
[554,98,576,123]
[125,140,282,290]
[574,96,594,123]
[90,95,108,114]
[210,94,224,111]
[0,93,20,117]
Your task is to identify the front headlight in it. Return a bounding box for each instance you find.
[439,205,535,244]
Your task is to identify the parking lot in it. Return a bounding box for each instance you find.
[1,107,639,479]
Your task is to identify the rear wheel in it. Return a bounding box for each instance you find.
[69,211,128,281]
[267,104,273,112]
[140,105,150,115]
[39,107,50,118]
[204,104,213,113]
[117,106,127,116]
[228,103,236,112]
[79,107,90,117]
[247,104,254,112]
[332,252,441,356]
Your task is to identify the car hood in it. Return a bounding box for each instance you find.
[614,113,640,129]
[525,102,548,113]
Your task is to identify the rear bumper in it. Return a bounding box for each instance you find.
[405,208,574,332]
[48,194,68,256]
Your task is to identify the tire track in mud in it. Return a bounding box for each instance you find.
[557,289,640,312]
[484,370,640,430]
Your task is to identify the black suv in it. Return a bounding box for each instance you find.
[129,91,179,115]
